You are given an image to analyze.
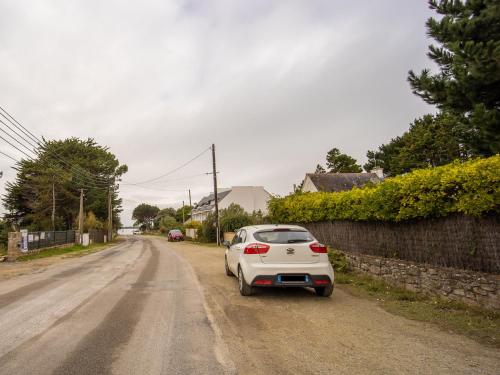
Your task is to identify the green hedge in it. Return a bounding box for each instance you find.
[269,156,500,223]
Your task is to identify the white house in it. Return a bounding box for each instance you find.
[191,186,272,223]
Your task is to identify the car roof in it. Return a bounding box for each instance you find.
[239,224,307,232]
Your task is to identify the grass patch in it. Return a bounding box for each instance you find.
[336,270,499,347]
[16,240,121,262]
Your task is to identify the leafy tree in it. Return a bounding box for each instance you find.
[408,0,500,156]
[219,203,252,233]
[154,207,176,229]
[2,138,127,230]
[158,215,179,233]
[250,210,268,225]
[326,148,362,173]
[364,113,465,175]
[175,205,192,223]
[84,211,104,232]
[132,203,160,231]
[315,164,326,174]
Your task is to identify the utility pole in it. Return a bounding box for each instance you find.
[182,200,185,223]
[188,189,192,207]
[211,143,220,246]
[78,189,84,244]
[108,188,113,242]
[51,179,55,231]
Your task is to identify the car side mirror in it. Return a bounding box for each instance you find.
[223,240,231,248]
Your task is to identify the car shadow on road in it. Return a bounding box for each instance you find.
[250,286,328,300]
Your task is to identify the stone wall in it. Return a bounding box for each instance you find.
[345,253,500,310]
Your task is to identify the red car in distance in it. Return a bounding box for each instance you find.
[167,229,184,242]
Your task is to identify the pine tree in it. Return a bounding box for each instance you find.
[408,0,500,155]
[364,113,465,175]
[315,164,326,174]
[326,148,362,173]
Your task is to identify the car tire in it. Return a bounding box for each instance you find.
[315,284,334,297]
[238,267,253,296]
[225,256,234,277]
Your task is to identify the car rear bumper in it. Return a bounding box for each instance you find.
[251,274,333,288]
[241,261,334,286]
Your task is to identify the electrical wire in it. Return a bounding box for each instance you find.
[0,106,114,186]
[0,107,114,188]
[123,146,211,185]
[0,149,20,163]
[144,172,209,185]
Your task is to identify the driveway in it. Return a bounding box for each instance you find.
[0,236,498,374]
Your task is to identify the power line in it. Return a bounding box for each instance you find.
[0,119,39,157]
[120,184,188,192]
[0,133,110,191]
[123,146,211,185]
[0,105,39,145]
[0,106,113,187]
[0,114,39,150]
[0,106,113,186]
[0,134,36,162]
[145,172,209,186]
[0,149,18,163]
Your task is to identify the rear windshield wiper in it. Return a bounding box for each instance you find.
[287,239,307,243]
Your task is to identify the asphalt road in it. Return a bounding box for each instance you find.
[0,237,233,375]
[0,236,498,375]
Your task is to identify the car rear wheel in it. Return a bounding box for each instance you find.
[315,284,334,297]
[225,256,234,277]
[238,267,253,296]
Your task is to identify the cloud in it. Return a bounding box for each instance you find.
[0,0,435,225]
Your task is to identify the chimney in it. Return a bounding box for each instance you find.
[371,167,384,179]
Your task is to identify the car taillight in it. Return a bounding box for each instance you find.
[254,279,273,285]
[244,243,270,254]
[310,242,327,253]
[313,279,330,285]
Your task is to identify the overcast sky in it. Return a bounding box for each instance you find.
[0,0,436,226]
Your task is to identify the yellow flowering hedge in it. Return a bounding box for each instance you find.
[269,156,500,223]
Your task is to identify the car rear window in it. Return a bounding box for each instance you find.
[253,230,314,244]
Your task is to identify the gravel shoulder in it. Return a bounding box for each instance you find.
[169,240,500,375]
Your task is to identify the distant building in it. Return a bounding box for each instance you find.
[301,172,382,193]
[191,186,272,222]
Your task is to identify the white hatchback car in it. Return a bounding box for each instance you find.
[224,225,334,297]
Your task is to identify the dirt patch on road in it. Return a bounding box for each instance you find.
[169,241,500,375]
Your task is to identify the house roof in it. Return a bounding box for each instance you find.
[191,189,232,214]
[305,173,381,192]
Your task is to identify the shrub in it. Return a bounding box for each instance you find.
[328,249,348,272]
[219,203,252,233]
[269,156,500,223]
[185,220,202,230]
[199,213,217,242]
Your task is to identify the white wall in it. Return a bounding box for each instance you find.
[118,228,136,236]
[219,186,271,214]
[191,210,210,223]
[301,176,318,193]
